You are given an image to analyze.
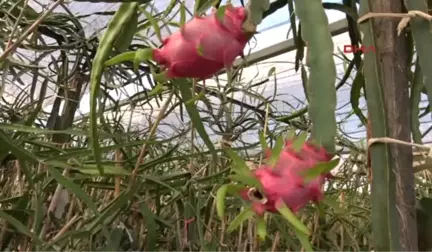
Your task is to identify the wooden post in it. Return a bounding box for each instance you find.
[368,0,418,250]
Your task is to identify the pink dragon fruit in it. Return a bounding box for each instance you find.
[240,140,334,216]
[152,5,250,80]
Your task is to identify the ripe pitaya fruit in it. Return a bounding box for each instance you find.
[152,5,250,80]
[240,140,334,216]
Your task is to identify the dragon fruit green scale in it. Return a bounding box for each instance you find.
[152,5,249,80]
[240,140,334,216]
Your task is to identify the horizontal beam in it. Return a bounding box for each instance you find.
[75,19,349,121]
[231,19,349,68]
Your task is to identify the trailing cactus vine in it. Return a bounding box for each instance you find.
[214,3,338,246]
[293,0,337,154]
[403,0,432,108]
[89,2,139,175]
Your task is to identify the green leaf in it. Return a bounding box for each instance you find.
[276,200,310,235]
[0,210,43,245]
[175,79,218,162]
[297,231,314,252]
[77,164,131,176]
[185,92,205,105]
[216,184,244,219]
[267,135,284,167]
[44,160,74,170]
[0,130,39,163]
[139,6,162,43]
[44,137,174,162]
[195,0,219,15]
[46,166,99,213]
[0,123,92,136]
[216,5,227,21]
[256,217,267,241]
[216,185,229,219]
[152,69,168,83]
[140,175,180,192]
[145,83,168,98]
[350,68,367,125]
[179,1,186,26]
[286,128,297,140]
[84,190,135,234]
[43,230,91,250]
[164,0,177,17]
[228,174,261,189]
[224,149,262,189]
[138,202,157,251]
[320,196,344,215]
[133,48,153,72]
[258,130,268,150]
[301,65,309,101]
[224,149,250,175]
[301,158,340,183]
[227,207,255,232]
[104,51,136,66]
[89,2,139,176]
[113,5,138,52]
[196,44,204,57]
[292,131,308,152]
[224,149,262,188]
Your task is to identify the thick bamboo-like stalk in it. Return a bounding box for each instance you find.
[359,0,416,250]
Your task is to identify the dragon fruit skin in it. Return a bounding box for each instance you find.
[240,140,334,216]
[152,5,249,80]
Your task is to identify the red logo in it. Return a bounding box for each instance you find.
[343,45,376,54]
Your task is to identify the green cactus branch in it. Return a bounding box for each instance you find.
[248,0,339,154]
[293,0,337,154]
